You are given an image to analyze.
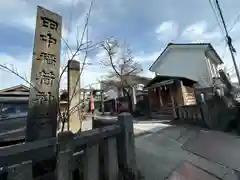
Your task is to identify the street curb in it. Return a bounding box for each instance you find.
[134,130,153,137]
[134,126,172,137]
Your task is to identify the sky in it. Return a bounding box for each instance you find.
[1,0,240,90]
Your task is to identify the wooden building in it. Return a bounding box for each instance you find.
[0,85,70,116]
[145,75,197,119]
[0,84,30,115]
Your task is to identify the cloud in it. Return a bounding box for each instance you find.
[0,53,32,89]
[57,0,86,6]
[155,21,178,41]
[0,1,35,33]
[0,0,94,49]
[181,21,222,43]
[0,1,106,90]
[135,51,160,63]
[0,51,106,90]
[2,0,240,89]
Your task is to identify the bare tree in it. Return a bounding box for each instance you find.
[0,0,102,133]
[58,0,94,131]
[101,38,142,113]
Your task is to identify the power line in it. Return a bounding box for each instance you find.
[208,0,228,60]
[208,0,225,37]
[214,0,240,85]
[213,1,228,36]
[213,12,240,46]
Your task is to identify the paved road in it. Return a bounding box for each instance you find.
[82,116,240,179]
[135,124,240,180]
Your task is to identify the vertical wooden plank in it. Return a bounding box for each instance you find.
[200,102,210,127]
[181,107,184,119]
[148,89,152,115]
[188,107,191,120]
[103,137,119,180]
[56,131,74,180]
[180,81,186,105]
[83,143,99,180]
[158,87,163,107]
[179,107,182,119]
[169,86,177,118]
[183,106,187,120]
[26,6,62,141]
[7,161,33,180]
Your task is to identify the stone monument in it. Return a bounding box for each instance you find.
[26,6,62,141]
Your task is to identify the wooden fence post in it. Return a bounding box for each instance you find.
[83,143,99,180]
[116,113,137,175]
[7,161,33,180]
[102,137,119,180]
[57,131,74,180]
[200,102,210,127]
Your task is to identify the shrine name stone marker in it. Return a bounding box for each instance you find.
[26,6,62,141]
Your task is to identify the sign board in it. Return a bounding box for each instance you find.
[26,6,62,141]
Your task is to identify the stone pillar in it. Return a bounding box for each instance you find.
[131,86,137,112]
[26,6,62,141]
[67,60,81,133]
[101,91,104,115]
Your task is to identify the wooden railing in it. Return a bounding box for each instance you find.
[0,113,137,180]
[176,105,203,123]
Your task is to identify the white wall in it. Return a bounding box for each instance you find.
[151,47,215,87]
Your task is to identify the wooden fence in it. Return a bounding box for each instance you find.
[0,113,137,180]
[176,105,203,124]
[103,94,149,117]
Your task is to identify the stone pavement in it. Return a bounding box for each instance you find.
[183,130,240,172]
[81,115,240,179]
[135,124,240,180]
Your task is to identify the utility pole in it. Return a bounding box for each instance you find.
[215,0,240,86]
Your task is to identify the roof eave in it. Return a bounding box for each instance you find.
[206,44,224,64]
[149,43,216,72]
[149,43,173,72]
[0,84,29,93]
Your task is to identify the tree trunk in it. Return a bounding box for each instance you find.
[123,88,133,114]
[127,94,133,114]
